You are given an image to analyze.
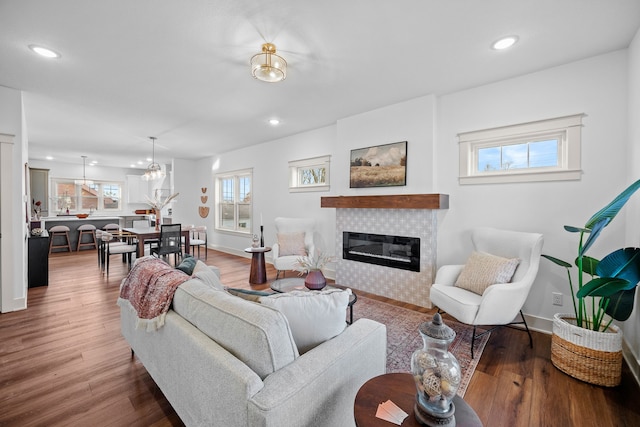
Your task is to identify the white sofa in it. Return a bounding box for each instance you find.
[119,268,387,427]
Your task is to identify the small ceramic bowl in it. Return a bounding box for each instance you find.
[76,213,89,219]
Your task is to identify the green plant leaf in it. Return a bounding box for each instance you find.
[564,225,588,233]
[541,254,572,268]
[584,178,640,229]
[576,277,632,298]
[605,288,637,321]
[580,218,609,256]
[596,247,640,284]
[578,255,600,276]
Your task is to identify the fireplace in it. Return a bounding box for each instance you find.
[343,232,420,272]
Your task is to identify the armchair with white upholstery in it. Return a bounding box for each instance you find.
[272,217,316,279]
[430,227,544,358]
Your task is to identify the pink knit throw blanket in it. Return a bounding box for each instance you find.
[117,256,189,331]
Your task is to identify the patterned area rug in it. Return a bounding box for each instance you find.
[351,296,490,397]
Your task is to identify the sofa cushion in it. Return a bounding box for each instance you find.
[259,288,350,353]
[172,279,298,379]
[176,255,197,275]
[277,232,307,256]
[454,251,520,295]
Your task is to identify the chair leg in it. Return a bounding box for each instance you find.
[471,326,477,359]
[520,310,533,349]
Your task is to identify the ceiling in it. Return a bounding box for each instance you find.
[1,0,639,169]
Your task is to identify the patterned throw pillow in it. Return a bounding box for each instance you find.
[277,232,307,256]
[454,251,520,295]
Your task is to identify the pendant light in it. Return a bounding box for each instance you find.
[142,136,165,181]
[75,155,94,186]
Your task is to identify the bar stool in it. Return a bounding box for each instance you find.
[49,225,72,254]
[76,224,98,251]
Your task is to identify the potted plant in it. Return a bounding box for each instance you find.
[542,178,640,386]
[294,250,335,290]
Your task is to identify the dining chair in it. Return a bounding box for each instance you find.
[101,231,137,276]
[190,225,208,260]
[151,224,183,265]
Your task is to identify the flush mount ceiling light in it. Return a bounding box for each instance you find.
[75,155,94,186]
[491,36,519,50]
[142,136,165,181]
[268,118,280,125]
[28,44,61,58]
[251,43,287,83]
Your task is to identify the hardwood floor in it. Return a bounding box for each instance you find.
[1,249,639,426]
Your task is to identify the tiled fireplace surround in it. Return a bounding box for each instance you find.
[322,195,449,308]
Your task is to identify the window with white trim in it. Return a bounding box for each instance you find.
[288,155,330,192]
[458,114,584,184]
[51,179,122,213]
[215,169,252,234]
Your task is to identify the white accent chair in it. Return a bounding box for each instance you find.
[272,217,316,279]
[430,227,544,358]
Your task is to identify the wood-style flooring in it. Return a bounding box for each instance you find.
[1,249,639,426]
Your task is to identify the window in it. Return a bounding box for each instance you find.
[458,114,584,184]
[289,155,331,192]
[215,169,252,234]
[51,179,122,212]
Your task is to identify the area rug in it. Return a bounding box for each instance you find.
[351,296,490,397]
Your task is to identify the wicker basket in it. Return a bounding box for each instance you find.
[551,313,622,387]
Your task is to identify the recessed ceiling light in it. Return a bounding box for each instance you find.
[269,118,280,126]
[45,156,54,160]
[28,44,61,58]
[491,36,519,50]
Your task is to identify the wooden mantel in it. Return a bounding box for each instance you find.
[321,194,449,210]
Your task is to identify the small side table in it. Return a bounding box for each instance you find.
[354,373,482,427]
[244,246,272,284]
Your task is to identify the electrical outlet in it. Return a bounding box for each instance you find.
[552,292,563,306]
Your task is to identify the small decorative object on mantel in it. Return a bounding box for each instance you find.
[146,190,179,231]
[410,312,461,427]
[542,178,640,386]
[294,250,335,290]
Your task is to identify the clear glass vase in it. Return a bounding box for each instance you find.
[411,313,461,414]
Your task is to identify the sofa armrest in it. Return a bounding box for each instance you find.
[247,318,387,427]
[434,264,465,286]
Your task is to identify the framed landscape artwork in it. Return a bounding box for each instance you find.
[350,141,407,188]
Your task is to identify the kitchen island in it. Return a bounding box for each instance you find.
[41,216,147,252]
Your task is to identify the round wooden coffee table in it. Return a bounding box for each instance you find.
[354,373,482,427]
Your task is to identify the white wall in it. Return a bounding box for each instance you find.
[623,27,640,376]
[436,51,629,330]
[203,125,339,260]
[0,85,27,312]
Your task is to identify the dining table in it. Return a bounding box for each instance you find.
[122,227,191,258]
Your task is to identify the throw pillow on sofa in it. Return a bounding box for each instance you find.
[259,288,350,353]
[176,255,197,275]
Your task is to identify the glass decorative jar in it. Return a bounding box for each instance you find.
[251,234,260,248]
[410,313,461,426]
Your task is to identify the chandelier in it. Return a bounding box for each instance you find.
[142,136,165,181]
[250,43,287,83]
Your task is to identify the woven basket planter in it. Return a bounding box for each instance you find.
[551,313,623,387]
